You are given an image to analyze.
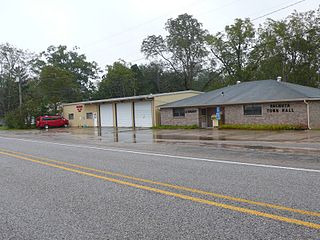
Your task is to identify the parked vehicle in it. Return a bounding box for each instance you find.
[36,116,69,129]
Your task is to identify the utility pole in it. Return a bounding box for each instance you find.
[15,74,22,114]
[317,69,320,88]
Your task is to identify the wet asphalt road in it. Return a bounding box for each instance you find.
[0,129,319,239]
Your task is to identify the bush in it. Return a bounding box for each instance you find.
[4,109,26,129]
[219,124,307,130]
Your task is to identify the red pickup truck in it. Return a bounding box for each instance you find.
[36,116,69,129]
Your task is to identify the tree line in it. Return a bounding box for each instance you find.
[0,7,319,128]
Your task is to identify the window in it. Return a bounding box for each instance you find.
[173,108,185,117]
[43,116,61,120]
[68,113,74,120]
[86,112,93,119]
[201,109,207,116]
[243,104,262,116]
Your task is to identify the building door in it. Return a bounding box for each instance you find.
[116,102,133,127]
[93,112,97,127]
[100,104,114,127]
[134,101,153,127]
[207,107,216,127]
[200,108,207,128]
[200,108,215,127]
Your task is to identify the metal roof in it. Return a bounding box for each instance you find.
[62,90,201,106]
[160,80,320,108]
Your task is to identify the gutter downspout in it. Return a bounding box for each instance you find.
[304,100,311,130]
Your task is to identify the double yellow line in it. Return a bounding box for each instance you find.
[0,148,319,230]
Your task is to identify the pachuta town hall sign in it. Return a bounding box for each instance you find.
[266,103,294,113]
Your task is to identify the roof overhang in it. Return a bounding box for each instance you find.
[62,90,201,107]
[160,98,320,109]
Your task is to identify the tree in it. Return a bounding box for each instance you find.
[38,66,79,113]
[0,43,35,117]
[96,61,136,99]
[207,18,256,83]
[254,8,320,87]
[141,13,209,90]
[130,63,162,94]
[37,45,100,100]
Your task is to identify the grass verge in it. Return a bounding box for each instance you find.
[219,124,307,130]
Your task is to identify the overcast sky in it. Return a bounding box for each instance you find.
[1,0,319,69]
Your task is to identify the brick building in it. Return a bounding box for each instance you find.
[160,80,320,129]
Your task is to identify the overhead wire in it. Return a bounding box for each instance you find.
[252,0,306,21]
[86,0,245,63]
[83,0,211,49]
[83,0,309,65]
[127,0,308,63]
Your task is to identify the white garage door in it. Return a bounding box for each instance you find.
[116,102,133,127]
[100,104,113,127]
[134,101,153,127]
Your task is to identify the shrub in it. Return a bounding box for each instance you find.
[219,124,307,130]
[4,109,26,129]
[3,108,37,129]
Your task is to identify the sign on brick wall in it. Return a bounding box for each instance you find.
[266,103,294,113]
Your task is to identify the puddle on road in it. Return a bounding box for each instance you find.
[153,134,227,141]
[27,128,320,152]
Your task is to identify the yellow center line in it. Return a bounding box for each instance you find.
[1,150,320,230]
[1,148,320,218]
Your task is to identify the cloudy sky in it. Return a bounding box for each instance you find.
[1,0,319,68]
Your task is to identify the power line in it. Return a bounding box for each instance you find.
[123,0,309,64]
[85,0,244,63]
[252,0,306,21]
[197,0,242,16]
[87,0,310,65]
[129,57,145,64]
[83,0,210,49]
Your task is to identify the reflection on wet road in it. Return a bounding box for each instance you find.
[7,127,320,155]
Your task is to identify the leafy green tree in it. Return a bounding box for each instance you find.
[37,45,100,100]
[138,62,162,93]
[141,13,209,90]
[96,61,136,99]
[0,43,35,117]
[4,76,52,129]
[192,70,225,91]
[133,62,186,94]
[130,63,164,94]
[207,18,256,83]
[254,8,320,87]
[38,66,79,113]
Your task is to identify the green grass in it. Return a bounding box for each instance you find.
[0,125,37,130]
[152,125,200,130]
[219,124,307,130]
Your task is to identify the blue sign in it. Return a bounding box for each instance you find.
[216,107,221,120]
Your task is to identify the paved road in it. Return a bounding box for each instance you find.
[0,132,319,239]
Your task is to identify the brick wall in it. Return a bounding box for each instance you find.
[160,108,200,126]
[225,101,308,127]
[309,101,320,129]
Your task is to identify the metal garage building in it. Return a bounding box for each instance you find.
[62,91,200,128]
